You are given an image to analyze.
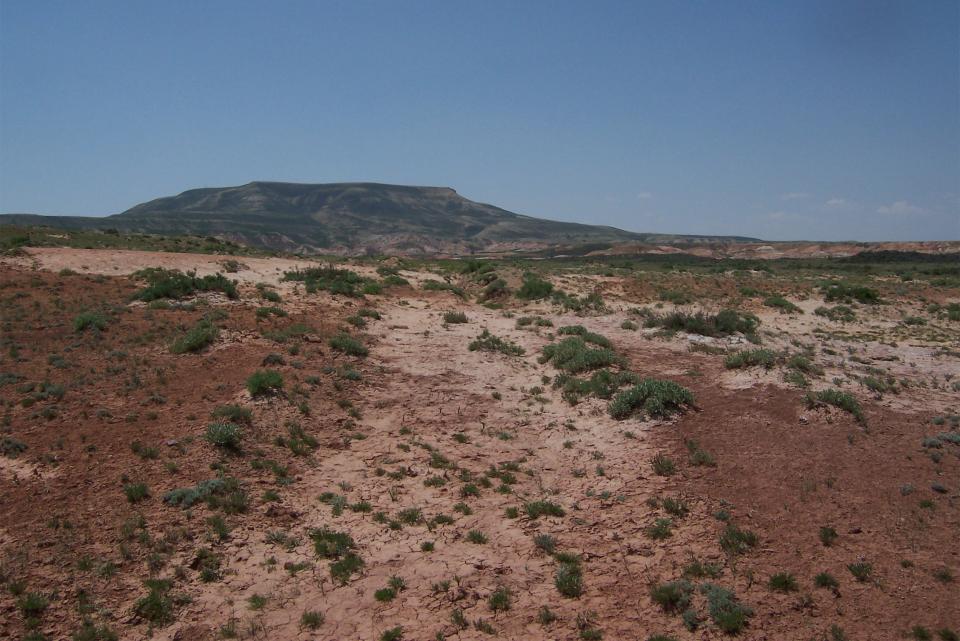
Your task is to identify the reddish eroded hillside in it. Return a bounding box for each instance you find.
[0,250,957,641]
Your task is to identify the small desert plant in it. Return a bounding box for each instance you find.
[847,562,872,582]
[170,319,218,353]
[211,404,252,424]
[443,311,468,323]
[763,296,802,314]
[205,422,242,449]
[806,389,865,423]
[246,370,284,396]
[134,579,174,625]
[700,583,753,633]
[469,329,524,356]
[525,500,565,519]
[686,440,716,467]
[719,525,758,556]
[555,559,584,597]
[814,572,838,588]
[540,336,621,374]
[724,348,777,369]
[124,483,150,503]
[74,311,108,333]
[300,611,324,630]
[488,586,511,611]
[651,453,676,476]
[516,273,554,300]
[768,572,798,592]
[650,580,693,612]
[645,518,673,540]
[819,526,838,547]
[466,530,488,544]
[330,333,368,357]
[815,305,856,322]
[608,379,695,420]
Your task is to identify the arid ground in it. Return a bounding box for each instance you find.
[1,247,957,641]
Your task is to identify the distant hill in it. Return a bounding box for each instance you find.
[0,181,759,254]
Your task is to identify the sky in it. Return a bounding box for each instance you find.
[1,0,957,241]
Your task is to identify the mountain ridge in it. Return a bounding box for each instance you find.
[1,181,760,254]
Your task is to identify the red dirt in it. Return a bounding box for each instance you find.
[0,250,957,641]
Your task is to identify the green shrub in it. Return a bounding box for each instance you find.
[469,329,524,356]
[821,281,880,304]
[170,319,218,354]
[763,296,802,314]
[819,526,838,546]
[650,580,693,612]
[787,354,823,376]
[719,525,758,555]
[1,437,28,458]
[133,268,238,301]
[700,583,753,633]
[17,591,49,617]
[164,477,247,513]
[555,369,640,404]
[541,337,621,374]
[847,562,872,582]
[768,572,798,592]
[517,273,554,300]
[74,311,108,333]
[645,518,673,540]
[555,560,583,597]
[211,404,252,424]
[124,483,150,503]
[300,611,324,630]
[644,309,759,337]
[329,333,369,357]
[814,305,856,322]
[443,311,468,323]
[205,422,242,449]
[164,479,228,507]
[246,370,284,396]
[134,579,174,625]
[480,278,508,300]
[256,305,287,319]
[282,265,370,297]
[556,325,613,348]
[423,279,467,297]
[488,586,511,611]
[724,349,776,369]
[310,528,355,558]
[651,453,676,476]
[814,572,838,588]
[608,379,694,419]
[806,389,864,423]
[382,274,409,287]
[525,500,565,518]
[330,552,364,584]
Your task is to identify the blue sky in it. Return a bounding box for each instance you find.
[1,0,957,241]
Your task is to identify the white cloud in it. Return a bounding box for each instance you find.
[877,200,925,216]
[781,192,809,200]
[636,191,653,200]
[825,197,846,207]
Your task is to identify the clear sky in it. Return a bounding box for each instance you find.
[1,0,957,241]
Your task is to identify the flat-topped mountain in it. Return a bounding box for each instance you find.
[1,181,757,254]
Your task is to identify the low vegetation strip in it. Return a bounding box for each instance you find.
[642,309,759,338]
[608,378,696,420]
[133,267,238,301]
[468,329,525,356]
